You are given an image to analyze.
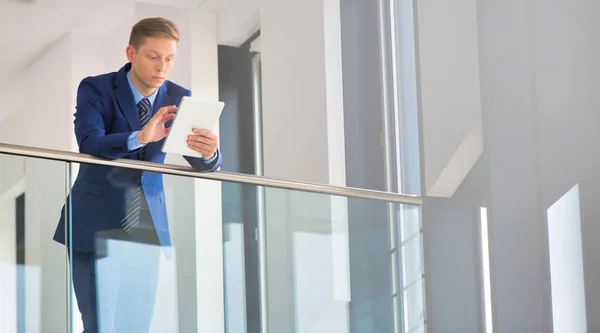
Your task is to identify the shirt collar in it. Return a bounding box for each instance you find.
[126,71,159,107]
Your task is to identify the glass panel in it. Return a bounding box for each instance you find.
[66,162,225,333]
[261,187,425,333]
[399,205,425,332]
[222,181,259,333]
[61,160,424,333]
[0,153,69,333]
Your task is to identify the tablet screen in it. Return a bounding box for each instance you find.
[161,96,224,158]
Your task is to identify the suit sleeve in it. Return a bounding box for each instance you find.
[184,149,223,172]
[181,89,223,172]
[74,78,137,159]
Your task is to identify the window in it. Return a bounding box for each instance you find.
[480,207,493,333]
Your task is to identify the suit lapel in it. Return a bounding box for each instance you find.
[113,63,141,131]
[113,63,172,132]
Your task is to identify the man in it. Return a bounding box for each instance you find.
[53,17,221,333]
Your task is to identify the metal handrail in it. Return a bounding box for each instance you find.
[0,142,422,205]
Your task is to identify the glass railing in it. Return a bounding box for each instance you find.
[0,142,424,333]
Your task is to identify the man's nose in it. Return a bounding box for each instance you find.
[156,60,166,72]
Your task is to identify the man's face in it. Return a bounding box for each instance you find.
[127,37,177,91]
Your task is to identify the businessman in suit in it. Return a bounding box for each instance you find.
[52,17,221,333]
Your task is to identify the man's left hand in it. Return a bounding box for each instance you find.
[188,129,219,158]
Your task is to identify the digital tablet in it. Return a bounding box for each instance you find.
[161,96,225,158]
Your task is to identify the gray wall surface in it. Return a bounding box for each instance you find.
[420,0,600,331]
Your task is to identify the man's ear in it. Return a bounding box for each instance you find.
[125,45,136,62]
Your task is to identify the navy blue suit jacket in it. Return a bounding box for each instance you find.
[54,63,222,252]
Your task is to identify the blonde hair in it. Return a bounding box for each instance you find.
[129,17,180,50]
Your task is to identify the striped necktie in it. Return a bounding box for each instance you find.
[137,98,151,158]
[121,98,151,233]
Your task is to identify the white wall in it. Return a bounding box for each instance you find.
[421,0,600,332]
[0,78,24,126]
[0,34,72,150]
[419,0,600,332]
[530,1,600,330]
[415,1,487,331]
[216,0,260,46]
[416,0,483,198]
[422,189,484,332]
[477,0,553,331]
[104,13,136,72]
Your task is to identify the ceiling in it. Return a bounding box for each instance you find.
[0,0,257,123]
[0,0,138,79]
[0,0,257,77]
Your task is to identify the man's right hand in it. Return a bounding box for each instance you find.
[137,105,178,144]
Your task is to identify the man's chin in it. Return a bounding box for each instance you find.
[147,79,165,88]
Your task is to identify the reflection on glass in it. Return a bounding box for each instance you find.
[224,222,248,333]
[0,153,68,333]
[62,163,175,332]
[0,151,424,333]
[64,163,223,333]
[255,187,424,333]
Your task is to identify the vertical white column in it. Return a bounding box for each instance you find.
[259,0,348,331]
[0,170,18,333]
[260,0,345,185]
[189,9,225,333]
